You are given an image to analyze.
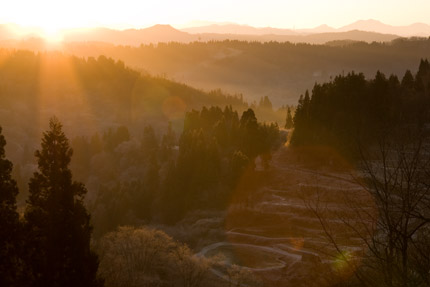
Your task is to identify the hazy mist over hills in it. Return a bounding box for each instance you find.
[0,24,400,46]
[182,19,430,37]
[2,2,430,285]
[1,19,430,46]
[1,31,430,106]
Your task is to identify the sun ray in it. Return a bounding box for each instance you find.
[36,52,100,141]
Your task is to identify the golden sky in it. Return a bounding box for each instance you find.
[1,0,429,33]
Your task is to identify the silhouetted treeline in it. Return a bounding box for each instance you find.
[291,59,430,155]
[63,38,430,106]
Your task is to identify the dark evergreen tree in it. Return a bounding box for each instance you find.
[284,107,293,129]
[141,125,159,156]
[239,109,260,158]
[0,126,22,287]
[164,121,176,146]
[259,122,281,169]
[259,96,273,110]
[135,153,160,221]
[160,122,176,161]
[415,59,430,95]
[24,117,102,287]
[229,150,250,185]
[159,160,179,224]
[89,133,103,155]
[103,126,130,152]
[401,70,414,89]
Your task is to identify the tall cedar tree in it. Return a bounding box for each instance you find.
[0,127,22,287]
[24,118,102,287]
[285,107,293,129]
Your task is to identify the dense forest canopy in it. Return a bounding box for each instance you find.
[68,105,282,233]
[59,38,430,105]
[291,59,430,156]
[3,38,430,106]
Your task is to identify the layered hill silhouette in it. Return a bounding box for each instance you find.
[58,23,402,45]
[2,37,430,107]
[2,20,430,46]
[3,19,430,46]
[182,24,298,35]
[63,25,195,45]
[1,20,430,109]
[337,19,430,36]
[59,38,430,106]
[183,19,430,37]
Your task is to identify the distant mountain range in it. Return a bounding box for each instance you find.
[63,25,195,45]
[182,24,298,36]
[337,19,430,36]
[182,19,430,37]
[0,19,429,46]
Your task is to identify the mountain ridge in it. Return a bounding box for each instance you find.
[1,19,429,46]
[182,19,430,37]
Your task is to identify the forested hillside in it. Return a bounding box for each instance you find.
[0,50,248,195]
[60,38,430,105]
[291,59,430,155]
[0,49,247,137]
[0,49,286,208]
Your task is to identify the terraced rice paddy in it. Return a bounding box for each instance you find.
[200,147,375,286]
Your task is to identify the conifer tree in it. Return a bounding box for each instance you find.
[285,107,294,129]
[142,125,159,156]
[0,126,22,287]
[239,109,260,158]
[415,59,430,95]
[24,117,102,287]
[160,122,176,161]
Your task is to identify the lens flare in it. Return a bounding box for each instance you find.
[162,96,187,120]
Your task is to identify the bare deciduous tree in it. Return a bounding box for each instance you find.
[98,226,215,287]
[305,128,430,286]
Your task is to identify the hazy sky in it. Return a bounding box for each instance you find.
[1,0,429,31]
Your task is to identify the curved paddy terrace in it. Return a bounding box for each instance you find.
[199,146,376,286]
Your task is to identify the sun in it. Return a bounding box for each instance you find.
[1,3,71,42]
[7,21,65,43]
[39,25,64,42]
[27,18,66,42]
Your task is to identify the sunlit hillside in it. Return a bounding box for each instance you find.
[1,2,430,286]
[0,49,257,161]
[64,38,430,105]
